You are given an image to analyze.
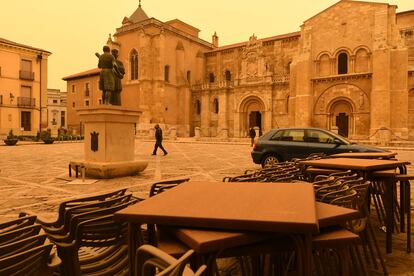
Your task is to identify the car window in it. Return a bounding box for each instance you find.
[281,129,304,142]
[269,130,283,140]
[306,130,335,144]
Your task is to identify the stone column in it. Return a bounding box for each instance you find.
[390,48,408,139]
[218,91,228,138]
[370,10,391,142]
[200,91,210,136]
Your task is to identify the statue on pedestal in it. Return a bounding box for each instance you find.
[96,46,115,104]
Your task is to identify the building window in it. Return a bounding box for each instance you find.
[209,73,215,83]
[72,102,75,108]
[0,95,2,105]
[338,52,348,74]
[225,70,231,81]
[213,98,219,113]
[130,49,138,80]
[164,65,170,82]
[85,100,89,106]
[20,59,34,80]
[85,83,90,97]
[21,111,31,131]
[195,100,201,115]
[61,111,65,127]
[99,99,102,105]
[187,71,191,83]
[71,85,76,93]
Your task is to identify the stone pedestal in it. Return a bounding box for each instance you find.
[194,127,201,139]
[169,127,177,140]
[70,106,148,178]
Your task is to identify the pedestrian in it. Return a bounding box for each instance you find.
[152,124,168,156]
[249,127,256,147]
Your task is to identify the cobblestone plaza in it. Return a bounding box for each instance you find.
[1,140,414,275]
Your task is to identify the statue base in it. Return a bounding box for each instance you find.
[70,160,147,179]
[70,106,148,179]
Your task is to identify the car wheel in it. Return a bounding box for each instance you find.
[261,154,280,168]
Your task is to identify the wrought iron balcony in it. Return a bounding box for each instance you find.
[17,97,36,107]
[19,70,34,81]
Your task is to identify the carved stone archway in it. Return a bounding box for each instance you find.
[237,96,266,137]
[313,84,370,139]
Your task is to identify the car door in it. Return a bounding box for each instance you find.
[304,129,350,156]
[275,129,309,160]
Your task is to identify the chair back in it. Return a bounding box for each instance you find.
[0,244,53,276]
[149,178,190,197]
[0,234,46,259]
[0,215,36,234]
[0,225,41,246]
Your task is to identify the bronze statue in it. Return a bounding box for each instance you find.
[96,46,115,104]
[111,49,125,105]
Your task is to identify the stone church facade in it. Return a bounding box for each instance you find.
[67,0,414,142]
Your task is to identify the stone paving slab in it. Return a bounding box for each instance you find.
[1,140,414,275]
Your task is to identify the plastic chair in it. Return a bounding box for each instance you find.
[135,244,206,276]
[0,243,54,276]
[23,188,127,230]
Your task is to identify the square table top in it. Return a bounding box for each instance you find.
[300,158,409,172]
[168,202,360,253]
[329,152,397,159]
[115,181,319,234]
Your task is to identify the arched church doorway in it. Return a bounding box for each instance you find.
[239,96,265,137]
[249,111,262,129]
[330,100,353,138]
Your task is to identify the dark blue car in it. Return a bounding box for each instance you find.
[251,128,385,167]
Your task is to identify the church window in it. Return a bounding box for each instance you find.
[195,100,201,115]
[338,52,348,74]
[164,65,170,82]
[225,70,231,81]
[209,73,215,83]
[187,71,191,83]
[130,49,138,80]
[213,98,219,113]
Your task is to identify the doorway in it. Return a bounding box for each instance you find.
[336,112,349,137]
[249,111,262,130]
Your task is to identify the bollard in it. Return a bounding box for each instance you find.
[81,166,86,182]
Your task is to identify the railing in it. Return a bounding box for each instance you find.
[19,70,34,81]
[17,97,35,107]
[191,80,234,90]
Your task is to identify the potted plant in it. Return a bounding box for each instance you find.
[4,129,18,146]
[40,129,55,144]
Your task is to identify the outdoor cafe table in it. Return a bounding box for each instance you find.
[329,152,398,159]
[299,157,410,254]
[114,181,319,276]
[169,202,361,254]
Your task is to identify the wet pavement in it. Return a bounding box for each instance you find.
[0,140,414,275]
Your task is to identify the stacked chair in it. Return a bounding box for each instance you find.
[0,214,60,275]
[20,188,141,276]
[311,171,387,275]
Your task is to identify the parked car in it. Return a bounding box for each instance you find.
[251,127,385,167]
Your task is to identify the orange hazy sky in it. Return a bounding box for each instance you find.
[1,0,412,91]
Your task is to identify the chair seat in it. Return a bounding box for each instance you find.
[313,228,360,248]
[158,231,190,258]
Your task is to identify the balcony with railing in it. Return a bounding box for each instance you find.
[17,97,36,107]
[19,70,35,81]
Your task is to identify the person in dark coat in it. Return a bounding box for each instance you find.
[249,127,256,147]
[152,124,168,156]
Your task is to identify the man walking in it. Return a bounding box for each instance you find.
[152,124,168,156]
[249,127,256,147]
